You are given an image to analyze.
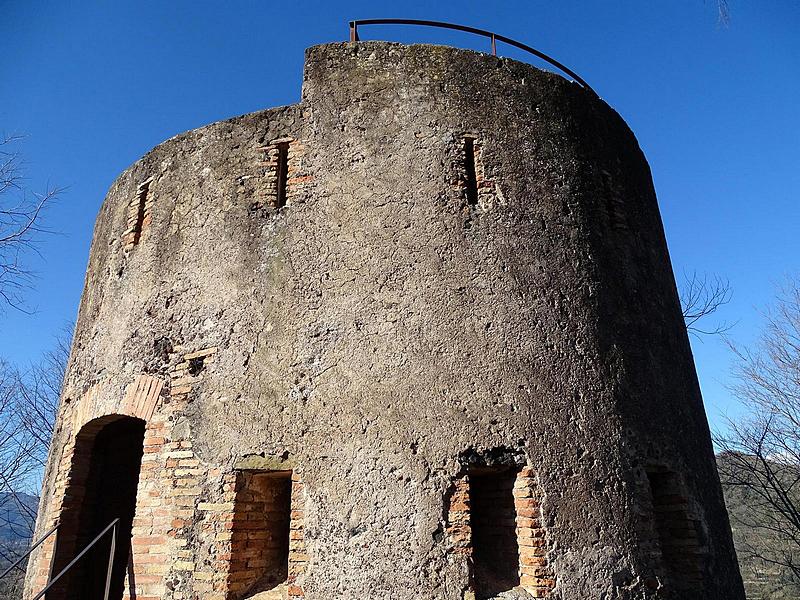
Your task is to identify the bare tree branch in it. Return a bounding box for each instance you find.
[0,134,62,313]
[680,270,734,339]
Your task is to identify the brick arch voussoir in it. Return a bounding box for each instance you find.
[71,375,165,435]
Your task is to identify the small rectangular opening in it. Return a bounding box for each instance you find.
[463,137,479,207]
[230,470,292,599]
[646,470,704,589]
[470,468,520,599]
[275,142,290,209]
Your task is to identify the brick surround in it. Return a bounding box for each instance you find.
[446,467,555,598]
[514,468,556,597]
[223,469,307,599]
[253,137,311,212]
[451,135,498,214]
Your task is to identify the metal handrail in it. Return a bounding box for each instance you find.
[0,523,59,580]
[31,517,119,600]
[348,19,597,97]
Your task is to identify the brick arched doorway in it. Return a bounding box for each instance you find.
[51,415,146,600]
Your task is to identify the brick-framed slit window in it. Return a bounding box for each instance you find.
[254,137,310,212]
[452,134,496,214]
[122,178,153,251]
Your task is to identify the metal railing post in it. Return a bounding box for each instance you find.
[103,521,117,600]
[30,518,120,600]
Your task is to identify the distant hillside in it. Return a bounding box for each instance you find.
[0,492,37,545]
[0,493,37,600]
[718,455,800,599]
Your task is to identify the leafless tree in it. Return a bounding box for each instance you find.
[716,277,800,582]
[680,270,734,338]
[13,325,68,469]
[0,134,60,312]
[0,131,62,597]
[0,360,41,591]
[0,327,67,593]
[0,359,40,539]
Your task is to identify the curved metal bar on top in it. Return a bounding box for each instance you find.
[349,19,597,97]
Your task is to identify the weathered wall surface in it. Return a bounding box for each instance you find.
[26,42,744,599]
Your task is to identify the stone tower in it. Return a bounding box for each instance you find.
[25,42,744,600]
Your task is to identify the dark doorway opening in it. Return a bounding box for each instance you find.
[51,416,146,600]
[470,468,521,599]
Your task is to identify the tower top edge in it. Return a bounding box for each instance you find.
[303,40,597,98]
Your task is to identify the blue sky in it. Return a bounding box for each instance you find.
[1,1,798,432]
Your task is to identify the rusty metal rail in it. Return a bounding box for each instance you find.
[349,19,597,96]
[31,518,120,600]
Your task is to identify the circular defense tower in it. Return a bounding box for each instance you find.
[25,42,744,600]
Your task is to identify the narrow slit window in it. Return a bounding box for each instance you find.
[123,179,150,249]
[275,142,290,209]
[132,181,150,244]
[230,470,293,599]
[606,192,625,229]
[601,171,626,230]
[463,137,479,207]
[646,470,704,589]
[470,468,520,598]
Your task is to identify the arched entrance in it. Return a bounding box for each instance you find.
[50,415,146,600]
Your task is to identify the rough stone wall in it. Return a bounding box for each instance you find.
[25,42,744,600]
